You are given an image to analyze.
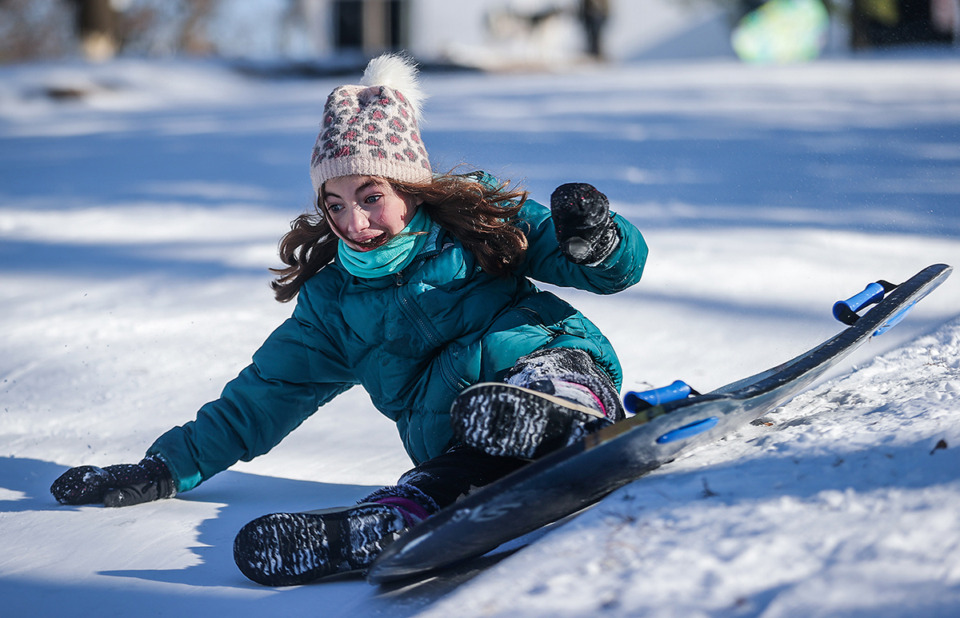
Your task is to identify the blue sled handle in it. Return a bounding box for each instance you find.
[833,281,895,326]
[624,380,693,413]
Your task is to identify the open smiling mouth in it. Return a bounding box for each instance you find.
[351,234,391,251]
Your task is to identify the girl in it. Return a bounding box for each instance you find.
[50,54,648,586]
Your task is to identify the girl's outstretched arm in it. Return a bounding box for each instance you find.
[51,278,358,506]
[147,288,357,495]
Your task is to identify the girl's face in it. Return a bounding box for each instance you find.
[321,175,421,252]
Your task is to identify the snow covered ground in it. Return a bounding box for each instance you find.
[1,51,960,616]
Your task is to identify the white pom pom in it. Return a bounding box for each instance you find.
[361,53,426,124]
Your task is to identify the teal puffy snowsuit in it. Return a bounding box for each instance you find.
[149,193,647,494]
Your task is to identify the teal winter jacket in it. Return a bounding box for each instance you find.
[149,193,648,493]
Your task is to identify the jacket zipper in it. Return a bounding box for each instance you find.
[396,280,443,349]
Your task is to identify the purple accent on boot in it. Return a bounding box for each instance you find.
[374,496,431,526]
[555,380,608,418]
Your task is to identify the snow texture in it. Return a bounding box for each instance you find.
[2,49,960,617]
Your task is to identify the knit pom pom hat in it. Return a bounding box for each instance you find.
[310,54,431,193]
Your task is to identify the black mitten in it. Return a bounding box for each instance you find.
[51,456,175,507]
[550,183,620,265]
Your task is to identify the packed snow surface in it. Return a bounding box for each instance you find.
[2,52,960,616]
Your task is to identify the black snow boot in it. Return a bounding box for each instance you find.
[233,488,433,586]
[451,348,625,459]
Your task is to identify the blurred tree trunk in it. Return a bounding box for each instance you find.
[74,0,117,60]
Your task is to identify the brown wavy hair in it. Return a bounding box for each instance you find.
[270,173,530,302]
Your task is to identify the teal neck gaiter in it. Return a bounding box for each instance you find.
[338,207,432,279]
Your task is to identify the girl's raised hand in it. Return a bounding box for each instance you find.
[550,183,620,265]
